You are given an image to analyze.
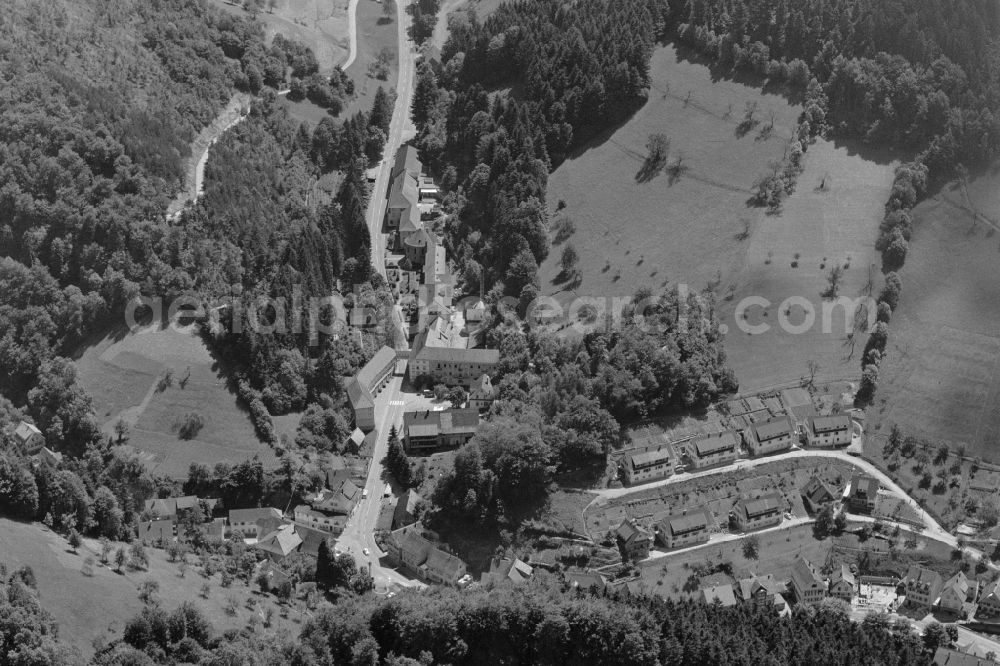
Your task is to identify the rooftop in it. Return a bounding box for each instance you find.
[662,510,709,536]
[752,416,794,442]
[739,493,784,519]
[790,556,824,592]
[812,414,851,434]
[693,431,739,457]
[413,345,500,364]
[403,408,480,436]
[701,583,737,607]
[628,447,671,470]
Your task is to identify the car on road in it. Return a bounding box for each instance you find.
[363,548,370,556]
[362,488,368,499]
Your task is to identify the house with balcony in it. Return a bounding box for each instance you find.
[828,564,856,601]
[745,416,795,456]
[807,414,852,447]
[733,493,784,531]
[655,508,711,549]
[903,566,943,609]
[623,447,672,485]
[615,520,653,561]
[689,431,740,469]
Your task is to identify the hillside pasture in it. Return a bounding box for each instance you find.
[343,0,398,117]
[873,172,1000,459]
[210,0,350,72]
[75,323,276,478]
[719,139,897,392]
[541,43,801,305]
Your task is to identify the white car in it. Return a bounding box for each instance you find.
[362,548,370,556]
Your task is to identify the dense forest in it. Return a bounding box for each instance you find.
[1,573,945,665]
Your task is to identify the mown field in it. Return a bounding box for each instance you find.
[873,172,1000,460]
[541,42,897,395]
[211,0,350,71]
[343,0,398,117]
[74,323,277,478]
[0,518,307,657]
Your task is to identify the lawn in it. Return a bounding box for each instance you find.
[541,42,898,395]
[343,0,398,118]
[719,139,898,392]
[541,42,801,307]
[210,0,350,72]
[872,171,1000,460]
[74,323,276,479]
[0,518,308,658]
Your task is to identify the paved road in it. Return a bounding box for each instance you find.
[335,0,422,590]
[341,0,360,70]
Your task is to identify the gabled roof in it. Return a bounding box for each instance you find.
[802,476,838,506]
[850,473,879,500]
[701,583,737,606]
[13,421,41,442]
[693,431,739,457]
[903,566,943,594]
[628,448,671,470]
[752,416,794,442]
[403,409,480,437]
[137,519,174,543]
[738,573,785,600]
[293,524,330,557]
[421,548,466,581]
[790,556,824,592]
[388,172,419,209]
[830,564,855,587]
[738,493,784,520]
[942,571,969,600]
[812,414,851,434]
[508,558,533,584]
[357,346,396,389]
[391,144,421,181]
[256,524,302,558]
[615,520,652,545]
[229,507,284,524]
[393,527,433,565]
[564,570,606,593]
[661,509,709,536]
[346,377,374,410]
[469,374,494,399]
[413,346,500,364]
[933,647,995,666]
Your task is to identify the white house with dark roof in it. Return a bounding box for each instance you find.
[615,520,653,560]
[745,416,795,456]
[402,408,480,452]
[733,493,784,531]
[903,566,944,609]
[623,447,672,485]
[939,571,971,615]
[256,523,303,561]
[655,509,711,549]
[468,373,496,412]
[345,345,397,432]
[807,414,852,447]
[977,578,1000,617]
[789,556,826,604]
[847,473,880,513]
[702,583,737,607]
[801,476,839,513]
[828,564,856,600]
[689,430,740,469]
[409,345,500,388]
[13,421,44,454]
[228,507,286,539]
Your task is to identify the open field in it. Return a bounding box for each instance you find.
[74,323,277,478]
[343,0,398,117]
[719,139,897,392]
[0,518,307,657]
[540,43,802,305]
[428,0,505,57]
[210,0,350,71]
[540,42,898,394]
[873,172,1000,460]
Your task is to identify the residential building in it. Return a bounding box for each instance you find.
[137,519,174,544]
[733,493,784,531]
[34,447,63,467]
[801,476,839,513]
[257,561,292,592]
[689,430,740,469]
[701,583,737,607]
[293,524,329,558]
[345,427,366,452]
[228,507,285,538]
[386,167,420,234]
[615,520,653,560]
[933,647,995,666]
[978,579,1000,617]
[745,416,796,456]
[828,564,856,601]
[13,421,44,454]
[312,475,361,516]
[807,414,852,447]
[846,473,880,513]
[468,374,496,412]
[564,570,607,594]
[656,509,711,549]
[939,571,971,615]
[483,557,533,586]
[346,345,397,431]
[409,345,500,387]
[737,574,787,606]
[419,548,468,586]
[789,556,826,604]
[392,489,422,530]
[144,495,207,520]
[903,566,943,609]
[402,408,480,452]
[293,505,347,534]
[256,523,303,561]
[623,448,672,485]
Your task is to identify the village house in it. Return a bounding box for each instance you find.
[12,421,44,454]
[312,474,361,516]
[256,523,303,561]
[733,493,784,532]
[977,578,1000,617]
[409,346,500,388]
[228,507,286,539]
[345,345,397,431]
[789,556,827,604]
[828,564,856,601]
[939,571,972,615]
[468,373,496,412]
[564,570,607,594]
[801,476,839,513]
[33,447,63,467]
[737,574,787,607]
[701,583,737,607]
[688,430,740,469]
[846,473,880,513]
[402,408,480,453]
[615,520,653,560]
[483,557,534,586]
[807,414,853,447]
[385,524,469,586]
[137,519,174,545]
[745,416,796,456]
[392,489,422,530]
[623,447,672,485]
[933,647,996,666]
[419,548,469,586]
[293,505,347,535]
[144,495,211,520]
[903,566,944,609]
[655,509,711,549]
